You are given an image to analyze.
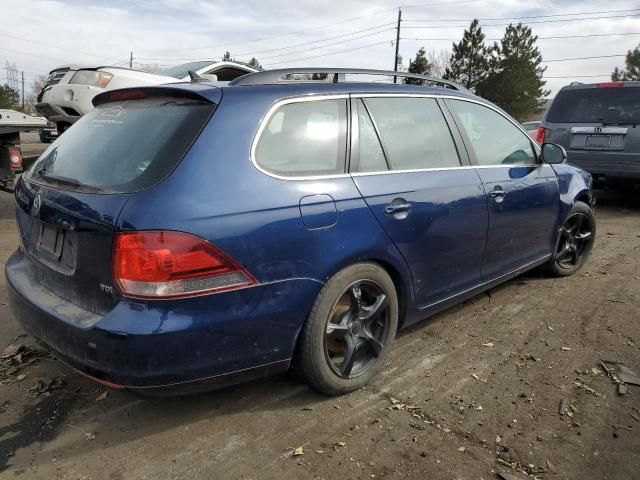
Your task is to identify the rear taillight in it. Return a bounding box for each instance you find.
[535,126,546,144]
[113,231,256,299]
[8,147,22,169]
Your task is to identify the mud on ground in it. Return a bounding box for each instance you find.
[0,189,638,480]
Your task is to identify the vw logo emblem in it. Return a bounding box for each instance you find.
[31,194,42,217]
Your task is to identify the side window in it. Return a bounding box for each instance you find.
[448,100,536,166]
[352,99,388,173]
[363,97,461,170]
[255,99,347,177]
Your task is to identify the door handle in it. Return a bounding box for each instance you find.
[384,202,412,215]
[488,186,506,201]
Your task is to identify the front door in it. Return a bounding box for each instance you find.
[350,96,488,308]
[445,99,560,280]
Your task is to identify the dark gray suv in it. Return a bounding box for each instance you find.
[539,81,640,189]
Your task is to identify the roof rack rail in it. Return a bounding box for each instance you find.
[229,68,468,91]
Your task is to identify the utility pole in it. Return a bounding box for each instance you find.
[393,9,402,83]
[129,51,133,68]
[21,71,24,111]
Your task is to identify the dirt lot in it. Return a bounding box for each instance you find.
[0,188,639,480]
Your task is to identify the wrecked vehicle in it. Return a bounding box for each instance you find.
[35,61,258,134]
[6,68,595,395]
[0,109,47,193]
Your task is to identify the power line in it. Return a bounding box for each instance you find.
[136,23,395,61]
[402,32,640,42]
[0,46,70,64]
[263,39,394,66]
[404,8,639,23]
[402,13,640,29]
[542,54,627,63]
[137,0,480,54]
[250,28,397,62]
[0,33,121,61]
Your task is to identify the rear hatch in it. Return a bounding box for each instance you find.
[544,83,640,165]
[16,87,216,314]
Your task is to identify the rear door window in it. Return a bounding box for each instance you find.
[448,99,536,166]
[363,97,461,171]
[255,99,347,177]
[27,96,213,193]
[351,99,388,173]
[547,87,640,124]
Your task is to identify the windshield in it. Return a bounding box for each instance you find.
[547,87,640,124]
[26,96,213,193]
[160,61,213,79]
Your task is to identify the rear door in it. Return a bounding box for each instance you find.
[445,98,559,280]
[16,89,215,314]
[544,84,640,176]
[350,95,488,308]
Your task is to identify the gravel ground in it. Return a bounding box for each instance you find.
[0,188,638,480]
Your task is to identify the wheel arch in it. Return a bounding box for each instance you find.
[364,257,409,329]
[574,189,591,206]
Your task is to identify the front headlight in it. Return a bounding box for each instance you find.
[69,70,113,88]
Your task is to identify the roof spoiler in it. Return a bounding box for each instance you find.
[92,86,220,107]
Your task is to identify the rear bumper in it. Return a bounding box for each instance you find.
[567,151,640,183]
[5,249,322,393]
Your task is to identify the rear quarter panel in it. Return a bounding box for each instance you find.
[116,87,414,354]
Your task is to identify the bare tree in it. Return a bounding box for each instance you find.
[427,50,450,78]
[135,63,162,74]
[24,75,47,115]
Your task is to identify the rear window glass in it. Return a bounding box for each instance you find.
[255,99,347,177]
[27,96,213,193]
[547,87,640,124]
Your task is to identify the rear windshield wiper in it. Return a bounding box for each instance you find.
[38,170,100,191]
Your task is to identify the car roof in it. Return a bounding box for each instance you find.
[558,80,640,92]
[227,81,473,96]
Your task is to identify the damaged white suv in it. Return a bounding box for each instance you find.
[36,61,257,133]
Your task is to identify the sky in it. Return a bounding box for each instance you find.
[2,0,640,97]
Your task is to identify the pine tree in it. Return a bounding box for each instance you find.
[443,19,489,90]
[247,57,263,70]
[611,44,640,80]
[0,84,19,109]
[478,23,548,120]
[405,47,433,84]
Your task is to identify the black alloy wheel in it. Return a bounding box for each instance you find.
[297,262,398,395]
[324,281,391,379]
[555,211,594,270]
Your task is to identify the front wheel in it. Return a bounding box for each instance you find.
[297,263,398,395]
[550,201,596,277]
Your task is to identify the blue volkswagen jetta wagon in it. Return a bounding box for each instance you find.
[5,68,595,395]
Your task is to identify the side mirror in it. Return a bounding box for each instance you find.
[541,143,567,164]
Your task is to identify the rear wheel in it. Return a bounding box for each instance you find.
[298,263,398,395]
[550,201,595,276]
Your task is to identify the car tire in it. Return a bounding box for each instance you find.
[549,201,596,277]
[297,262,398,395]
